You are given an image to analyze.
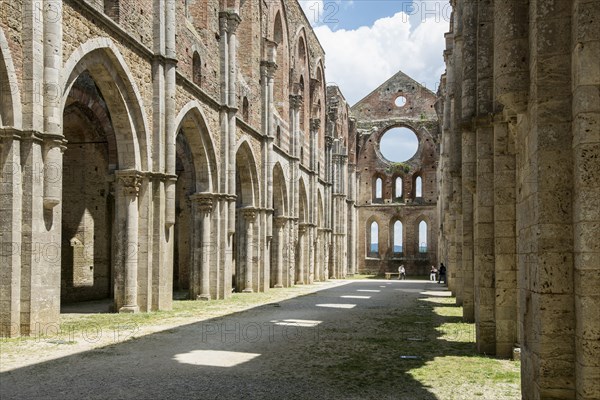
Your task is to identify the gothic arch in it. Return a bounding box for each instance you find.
[0,27,22,129]
[235,140,260,207]
[62,38,150,171]
[271,7,290,119]
[317,189,324,228]
[272,162,288,217]
[298,177,308,223]
[174,102,219,193]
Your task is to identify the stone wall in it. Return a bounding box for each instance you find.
[0,0,356,337]
[353,71,440,277]
[437,1,599,398]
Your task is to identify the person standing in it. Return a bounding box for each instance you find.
[430,265,437,281]
[398,265,406,280]
[438,263,447,284]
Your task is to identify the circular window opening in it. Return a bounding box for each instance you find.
[395,96,407,107]
[379,127,419,162]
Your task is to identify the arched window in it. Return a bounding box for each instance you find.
[374,177,383,203]
[298,37,306,65]
[415,176,422,198]
[393,221,403,253]
[395,177,403,200]
[193,52,202,87]
[242,97,249,121]
[368,221,379,257]
[419,221,428,253]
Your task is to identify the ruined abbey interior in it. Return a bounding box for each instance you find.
[0,0,598,399]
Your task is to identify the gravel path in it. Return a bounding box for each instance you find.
[1,280,442,400]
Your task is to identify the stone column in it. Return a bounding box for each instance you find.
[0,131,22,337]
[273,217,286,288]
[518,1,575,398]
[572,1,600,398]
[242,208,257,293]
[493,115,517,358]
[473,0,496,355]
[116,171,143,313]
[190,193,213,300]
[296,224,307,284]
[460,0,477,323]
[227,13,240,236]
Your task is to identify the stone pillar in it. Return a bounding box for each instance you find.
[493,115,517,358]
[473,0,496,355]
[518,1,575,398]
[0,132,22,337]
[460,0,477,323]
[227,14,240,237]
[273,217,286,288]
[190,193,213,300]
[242,208,256,293]
[115,171,143,313]
[572,2,600,398]
[296,224,306,284]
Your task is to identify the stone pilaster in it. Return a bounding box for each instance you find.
[0,132,22,337]
[296,223,307,284]
[115,170,144,313]
[190,193,214,300]
[572,2,600,398]
[518,1,575,397]
[273,216,287,288]
[493,115,517,358]
[242,207,257,293]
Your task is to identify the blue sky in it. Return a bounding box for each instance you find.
[300,0,450,105]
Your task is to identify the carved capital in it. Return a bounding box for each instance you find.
[298,223,309,234]
[310,118,321,132]
[242,207,257,222]
[289,94,303,111]
[261,60,278,79]
[227,13,241,33]
[190,192,214,212]
[116,170,144,197]
[325,136,334,147]
[274,216,287,229]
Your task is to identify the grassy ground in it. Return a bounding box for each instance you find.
[304,293,521,399]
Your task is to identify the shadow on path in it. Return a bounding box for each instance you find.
[1,280,470,400]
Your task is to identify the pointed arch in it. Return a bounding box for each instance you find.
[174,102,219,193]
[317,189,324,227]
[0,27,22,129]
[272,162,288,217]
[418,220,428,253]
[298,177,308,223]
[366,217,380,257]
[235,140,260,207]
[392,220,403,254]
[272,7,290,118]
[62,38,150,171]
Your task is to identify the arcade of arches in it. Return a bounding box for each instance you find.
[0,1,598,399]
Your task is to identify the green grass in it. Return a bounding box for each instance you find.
[302,291,521,399]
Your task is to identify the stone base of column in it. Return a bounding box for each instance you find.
[119,305,139,313]
[296,280,305,285]
[274,284,284,288]
[197,294,211,301]
[242,288,254,293]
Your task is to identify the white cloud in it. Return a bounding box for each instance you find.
[314,10,449,105]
